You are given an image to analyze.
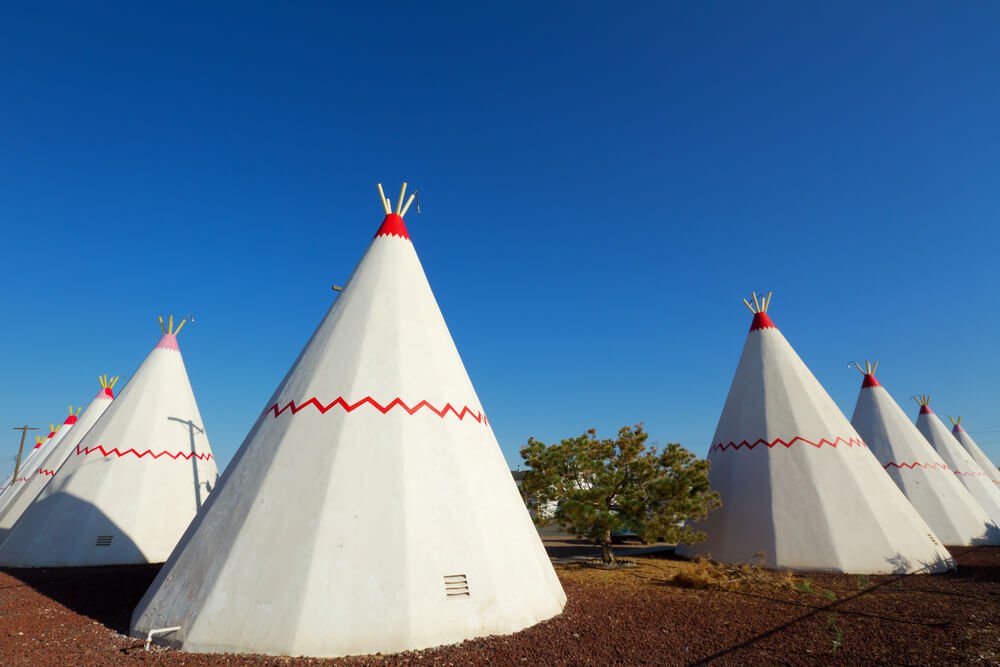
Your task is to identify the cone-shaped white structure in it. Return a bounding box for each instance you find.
[850,364,999,545]
[0,436,47,503]
[0,421,70,510]
[0,377,119,543]
[678,295,953,573]
[0,321,217,567]
[132,186,566,658]
[950,417,999,486]
[915,398,1000,522]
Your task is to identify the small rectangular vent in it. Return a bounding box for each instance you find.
[95,535,113,547]
[444,574,469,598]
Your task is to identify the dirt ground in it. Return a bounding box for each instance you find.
[0,545,997,666]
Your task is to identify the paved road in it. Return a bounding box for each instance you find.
[539,527,676,564]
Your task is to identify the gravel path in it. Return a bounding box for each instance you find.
[0,546,996,665]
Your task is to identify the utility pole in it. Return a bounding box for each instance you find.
[10,425,39,483]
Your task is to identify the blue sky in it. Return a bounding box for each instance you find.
[2,3,999,471]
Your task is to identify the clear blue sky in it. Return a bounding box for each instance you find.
[2,3,999,472]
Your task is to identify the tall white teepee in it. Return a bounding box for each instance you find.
[0,319,218,567]
[132,183,566,658]
[677,294,953,574]
[849,362,999,545]
[0,376,119,543]
[915,397,1000,522]
[949,417,1000,486]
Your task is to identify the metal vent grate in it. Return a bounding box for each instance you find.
[95,535,113,547]
[444,574,470,598]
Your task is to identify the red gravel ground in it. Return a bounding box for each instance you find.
[0,546,997,666]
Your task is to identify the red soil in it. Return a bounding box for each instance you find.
[0,546,997,666]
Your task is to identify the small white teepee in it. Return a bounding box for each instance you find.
[132,183,566,658]
[0,318,218,567]
[677,294,953,574]
[0,419,71,511]
[850,362,999,545]
[949,417,999,486]
[915,397,1000,523]
[0,377,119,544]
[0,436,48,501]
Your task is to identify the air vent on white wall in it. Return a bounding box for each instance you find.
[444,574,469,598]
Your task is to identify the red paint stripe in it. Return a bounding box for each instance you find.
[954,470,989,477]
[75,444,214,462]
[37,469,56,477]
[269,395,488,426]
[862,374,881,388]
[749,312,776,332]
[374,213,410,240]
[884,461,949,471]
[711,436,866,453]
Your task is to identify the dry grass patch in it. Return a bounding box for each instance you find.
[557,554,827,597]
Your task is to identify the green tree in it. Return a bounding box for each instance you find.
[520,425,720,565]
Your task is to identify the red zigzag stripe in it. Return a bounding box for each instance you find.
[711,436,866,453]
[884,461,950,471]
[75,444,213,462]
[269,396,488,425]
[37,469,56,477]
[954,470,989,477]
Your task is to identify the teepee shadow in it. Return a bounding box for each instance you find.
[2,563,161,634]
[0,494,162,634]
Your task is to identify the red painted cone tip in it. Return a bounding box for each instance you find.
[155,334,180,351]
[862,374,881,388]
[64,415,78,425]
[101,387,114,399]
[374,213,410,240]
[749,311,776,332]
[919,405,933,415]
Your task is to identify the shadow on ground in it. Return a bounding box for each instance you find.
[0,564,161,634]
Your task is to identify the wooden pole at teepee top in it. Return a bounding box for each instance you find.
[10,425,38,483]
[377,184,391,215]
[396,182,408,215]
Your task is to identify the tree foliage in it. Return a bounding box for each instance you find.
[520,425,721,564]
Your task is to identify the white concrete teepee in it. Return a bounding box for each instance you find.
[0,435,48,502]
[0,319,218,567]
[850,363,999,546]
[0,377,119,544]
[131,183,566,658]
[677,293,953,574]
[915,397,1000,522]
[1,435,46,502]
[949,417,999,486]
[0,420,69,511]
